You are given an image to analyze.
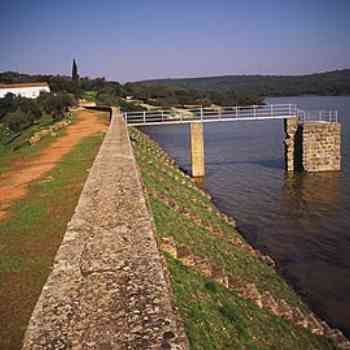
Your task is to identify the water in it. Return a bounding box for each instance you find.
[141,96,350,336]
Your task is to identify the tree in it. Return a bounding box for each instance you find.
[0,93,17,121]
[72,59,79,82]
[5,108,35,132]
[71,59,80,97]
[44,93,76,121]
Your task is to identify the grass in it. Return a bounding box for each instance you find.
[130,126,340,350]
[167,256,337,350]
[81,90,97,102]
[0,126,106,349]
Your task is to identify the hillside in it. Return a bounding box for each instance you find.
[137,69,350,97]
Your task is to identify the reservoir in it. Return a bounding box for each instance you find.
[141,96,350,337]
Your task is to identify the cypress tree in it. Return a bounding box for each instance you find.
[72,59,79,82]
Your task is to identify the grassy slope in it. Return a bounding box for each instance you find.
[130,127,339,350]
[0,125,106,349]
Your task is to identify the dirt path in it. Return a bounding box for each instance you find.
[0,109,108,220]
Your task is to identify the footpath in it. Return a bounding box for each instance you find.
[22,108,188,349]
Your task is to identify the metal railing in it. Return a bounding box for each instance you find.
[297,109,339,123]
[124,104,298,126]
[124,104,339,126]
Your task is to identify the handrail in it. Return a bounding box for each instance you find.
[124,104,339,126]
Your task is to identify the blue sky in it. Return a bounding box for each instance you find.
[0,0,349,82]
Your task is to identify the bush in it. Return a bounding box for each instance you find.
[43,93,76,121]
[18,98,42,120]
[0,93,17,121]
[5,108,35,132]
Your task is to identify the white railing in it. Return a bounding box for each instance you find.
[297,109,338,123]
[124,104,297,125]
[124,104,339,126]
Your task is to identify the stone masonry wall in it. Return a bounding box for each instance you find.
[284,118,341,173]
[303,122,341,172]
[284,117,299,172]
[22,108,189,350]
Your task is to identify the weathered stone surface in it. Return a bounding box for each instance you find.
[284,118,341,172]
[303,122,341,172]
[22,108,189,350]
[284,117,299,172]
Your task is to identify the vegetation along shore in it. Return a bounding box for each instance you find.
[130,126,350,349]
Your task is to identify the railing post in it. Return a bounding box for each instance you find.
[236,105,238,118]
[289,104,291,115]
[143,111,146,123]
[162,111,164,121]
[271,105,273,117]
[253,105,256,118]
[200,107,203,120]
[125,113,128,123]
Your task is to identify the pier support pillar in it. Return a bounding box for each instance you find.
[302,122,341,172]
[191,122,205,177]
[284,117,341,172]
[284,117,299,172]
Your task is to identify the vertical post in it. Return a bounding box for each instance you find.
[191,122,205,177]
[200,106,204,120]
[253,105,256,118]
[271,104,273,117]
[162,111,164,121]
[236,105,238,118]
[143,111,146,123]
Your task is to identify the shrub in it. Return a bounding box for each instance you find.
[44,93,76,121]
[5,108,35,132]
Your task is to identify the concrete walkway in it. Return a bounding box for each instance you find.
[22,108,188,349]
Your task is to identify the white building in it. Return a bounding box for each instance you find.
[0,82,50,99]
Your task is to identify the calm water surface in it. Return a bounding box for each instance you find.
[142,96,350,336]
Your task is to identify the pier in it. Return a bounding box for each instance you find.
[124,104,341,176]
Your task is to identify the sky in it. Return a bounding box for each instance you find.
[0,0,349,82]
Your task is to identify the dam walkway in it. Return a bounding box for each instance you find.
[22,108,189,350]
[123,104,338,126]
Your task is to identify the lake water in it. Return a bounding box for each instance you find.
[141,96,350,337]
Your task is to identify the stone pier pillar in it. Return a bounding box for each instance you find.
[284,117,300,172]
[303,122,341,172]
[284,118,341,173]
[191,122,205,177]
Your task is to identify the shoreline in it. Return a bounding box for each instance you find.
[130,126,350,349]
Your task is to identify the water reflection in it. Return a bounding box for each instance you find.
[282,172,341,213]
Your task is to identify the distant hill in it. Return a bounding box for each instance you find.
[136,69,350,96]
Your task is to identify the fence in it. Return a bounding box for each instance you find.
[297,109,338,123]
[124,104,339,126]
[124,104,297,125]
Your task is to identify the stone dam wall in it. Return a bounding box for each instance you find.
[284,118,341,172]
[22,108,188,349]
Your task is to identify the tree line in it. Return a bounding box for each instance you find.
[138,69,350,97]
[0,71,264,110]
[0,92,76,133]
